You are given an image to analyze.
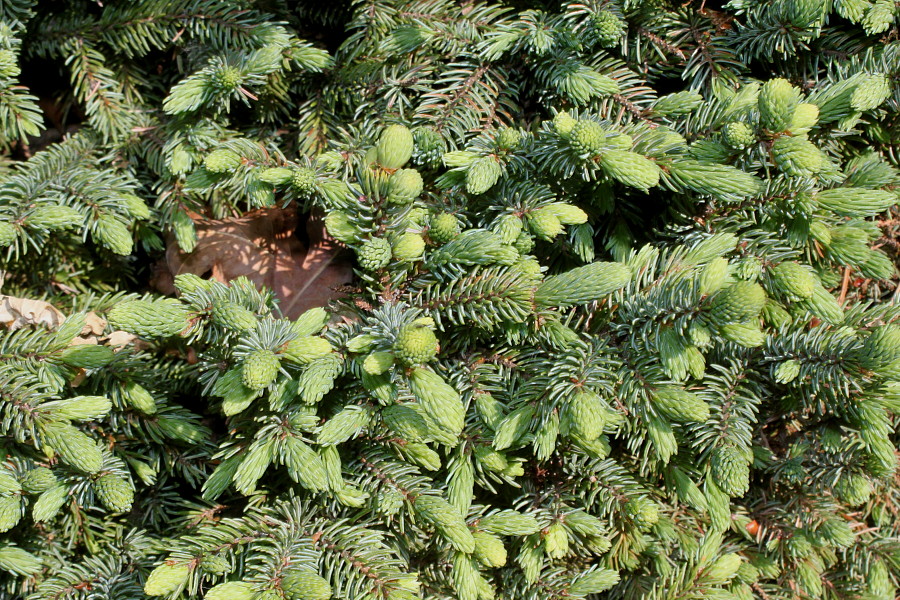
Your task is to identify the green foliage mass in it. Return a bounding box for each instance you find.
[0,1,899,600]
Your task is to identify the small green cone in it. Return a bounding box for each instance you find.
[429,213,460,244]
[570,120,606,156]
[710,445,750,497]
[758,78,800,132]
[281,569,332,600]
[107,299,191,338]
[21,467,57,494]
[624,496,658,530]
[205,581,255,600]
[26,205,83,231]
[204,148,242,173]
[722,122,755,149]
[0,496,22,532]
[144,563,191,596]
[771,262,816,299]
[93,214,133,255]
[392,232,426,261]
[93,473,134,512]
[772,135,823,177]
[357,237,392,270]
[241,349,281,390]
[394,323,439,366]
[708,281,767,324]
[290,167,317,195]
[387,168,424,204]
[324,211,359,243]
[376,124,414,169]
[211,301,257,331]
[0,222,17,247]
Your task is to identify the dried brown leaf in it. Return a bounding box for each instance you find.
[161,207,353,319]
[0,295,66,330]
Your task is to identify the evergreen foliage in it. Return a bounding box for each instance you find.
[1,1,899,600]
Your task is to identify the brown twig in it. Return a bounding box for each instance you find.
[838,266,851,305]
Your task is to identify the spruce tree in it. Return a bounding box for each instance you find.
[0,1,899,600]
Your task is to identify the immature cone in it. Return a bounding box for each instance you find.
[357,237,392,270]
[587,11,625,47]
[497,127,522,150]
[512,231,535,254]
[651,386,710,422]
[374,487,404,515]
[0,496,21,532]
[835,473,873,506]
[283,336,332,365]
[414,494,475,552]
[205,581,255,600]
[570,120,606,155]
[21,467,57,494]
[59,344,115,369]
[553,110,577,137]
[382,405,429,441]
[772,135,823,177]
[624,496,658,530]
[394,323,439,366]
[0,222,17,247]
[41,421,103,473]
[708,281,766,324]
[771,262,816,299]
[107,299,191,338]
[241,349,281,390]
[466,156,503,195]
[144,563,191,596]
[412,127,445,166]
[376,124,414,169]
[286,167,316,196]
[859,325,900,371]
[850,74,890,111]
[26,205,83,230]
[699,257,729,296]
[705,553,743,585]
[403,442,441,471]
[0,49,20,78]
[527,208,564,240]
[710,445,750,497]
[774,359,801,384]
[204,148,242,173]
[473,445,508,472]
[720,322,766,347]
[93,473,134,512]
[429,213,460,244]
[722,122,755,149]
[758,78,800,132]
[564,390,606,440]
[200,554,232,576]
[281,570,332,600]
[387,168,424,204]
[212,66,242,89]
[93,214,133,255]
[324,211,358,243]
[544,521,569,558]
[211,301,257,331]
[598,150,661,190]
[393,232,426,261]
[789,103,819,133]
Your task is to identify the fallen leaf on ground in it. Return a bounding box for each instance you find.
[158,207,354,319]
[0,295,66,329]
